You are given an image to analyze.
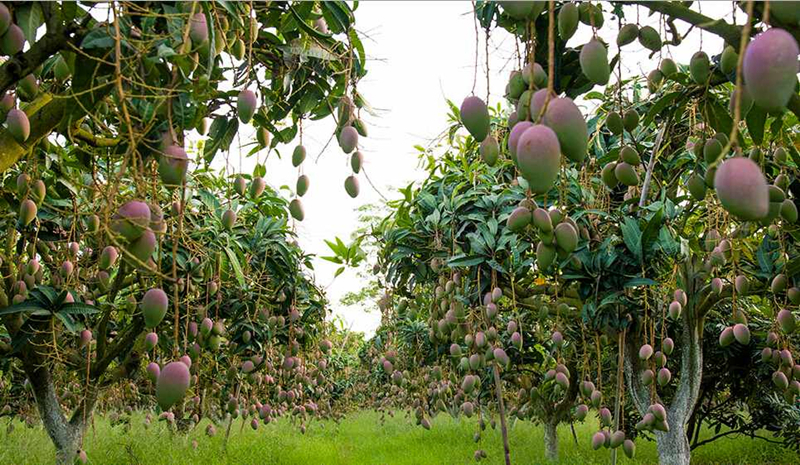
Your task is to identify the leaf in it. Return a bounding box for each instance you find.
[204,116,239,164]
[58,303,101,316]
[643,92,682,127]
[81,28,115,50]
[54,312,79,334]
[223,246,246,287]
[746,105,766,145]
[288,5,333,40]
[0,301,47,316]
[621,217,642,262]
[447,255,486,268]
[623,277,657,288]
[16,3,44,45]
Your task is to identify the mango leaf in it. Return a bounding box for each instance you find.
[55,312,79,334]
[0,301,47,316]
[621,217,642,262]
[204,117,239,164]
[746,105,766,145]
[223,245,246,287]
[16,2,43,45]
[59,303,101,316]
[448,255,486,268]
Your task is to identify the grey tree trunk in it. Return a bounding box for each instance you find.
[543,420,559,462]
[655,424,691,465]
[624,309,702,465]
[25,357,95,465]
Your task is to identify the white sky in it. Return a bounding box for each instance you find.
[214,2,739,337]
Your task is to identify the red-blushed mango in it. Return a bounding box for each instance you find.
[714,157,769,220]
[292,145,306,167]
[536,241,556,270]
[554,222,578,253]
[772,274,788,294]
[146,362,160,382]
[7,108,29,143]
[506,206,532,232]
[668,300,681,319]
[623,439,636,459]
[111,201,151,240]
[99,246,118,270]
[555,372,569,390]
[351,151,363,173]
[141,288,168,328]
[522,62,547,89]
[579,38,610,86]
[480,135,500,166]
[541,96,588,163]
[507,121,533,163]
[339,126,359,153]
[296,175,310,197]
[289,198,304,221]
[516,125,561,194]
[19,198,36,226]
[127,227,155,264]
[719,326,735,347]
[189,13,208,46]
[233,176,246,196]
[773,371,789,390]
[222,209,236,230]
[156,361,190,410]
[743,29,799,112]
[558,2,579,40]
[257,127,270,147]
[675,289,687,306]
[591,431,605,450]
[249,177,265,198]
[638,344,653,360]
[610,430,625,449]
[344,175,360,198]
[689,51,710,84]
[79,329,92,349]
[158,145,189,187]
[789,287,800,305]
[733,323,751,345]
[0,3,9,36]
[460,96,490,142]
[533,208,553,232]
[144,332,158,351]
[662,337,674,355]
[237,90,257,123]
[777,309,796,333]
[1,24,24,55]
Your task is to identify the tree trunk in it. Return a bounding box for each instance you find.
[624,303,703,465]
[26,360,87,464]
[23,350,97,465]
[655,424,692,465]
[543,420,559,462]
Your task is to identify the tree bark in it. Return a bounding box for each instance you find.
[543,420,559,462]
[24,356,95,465]
[655,423,692,465]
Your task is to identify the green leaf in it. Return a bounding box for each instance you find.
[58,303,101,316]
[16,3,43,45]
[81,29,114,49]
[623,277,657,288]
[223,246,246,287]
[447,255,486,268]
[643,92,681,127]
[0,301,47,316]
[621,217,642,262]
[746,105,766,145]
[54,312,79,334]
[204,116,239,164]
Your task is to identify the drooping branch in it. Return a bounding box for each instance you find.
[623,1,744,46]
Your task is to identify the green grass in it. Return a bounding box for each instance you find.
[1,410,797,464]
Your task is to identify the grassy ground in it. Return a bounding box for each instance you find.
[1,410,798,464]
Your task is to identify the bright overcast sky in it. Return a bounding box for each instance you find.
[219,1,739,337]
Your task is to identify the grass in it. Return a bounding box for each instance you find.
[1,410,798,464]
